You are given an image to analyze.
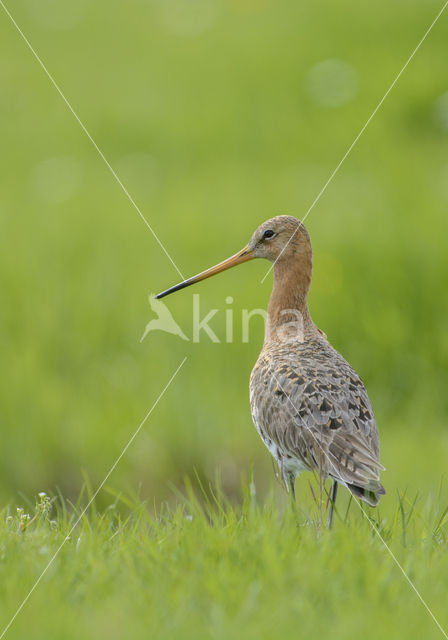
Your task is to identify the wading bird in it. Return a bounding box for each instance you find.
[156,216,385,526]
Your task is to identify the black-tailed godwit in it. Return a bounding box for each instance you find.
[156,216,385,525]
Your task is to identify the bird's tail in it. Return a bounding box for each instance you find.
[346,481,386,507]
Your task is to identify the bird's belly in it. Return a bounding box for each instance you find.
[253,410,308,478]
[281,455,308,475]
[250,391,308,476]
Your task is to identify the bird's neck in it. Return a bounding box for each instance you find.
[265,255,316,344]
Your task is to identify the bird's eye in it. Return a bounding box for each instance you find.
[263,229,275,239]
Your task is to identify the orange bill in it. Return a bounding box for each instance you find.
[155,245,254,299]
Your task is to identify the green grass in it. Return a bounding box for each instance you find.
[1,484,448,640]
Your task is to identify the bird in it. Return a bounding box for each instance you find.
[156,216,385,526]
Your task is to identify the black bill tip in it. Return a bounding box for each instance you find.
[155,279,194,299]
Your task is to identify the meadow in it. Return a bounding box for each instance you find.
[1,486,448,640]
[1,0,448,637]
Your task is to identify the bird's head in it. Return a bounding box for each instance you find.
[247,216,311,263]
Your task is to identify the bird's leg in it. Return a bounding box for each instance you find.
[285,471,300,521]
[287,472,296,501]
[327,480,338,529]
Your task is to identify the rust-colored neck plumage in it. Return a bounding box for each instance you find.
[265,247,316,344]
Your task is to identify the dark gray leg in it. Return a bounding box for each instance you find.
[287,472,296,501]
[327,480,338,528]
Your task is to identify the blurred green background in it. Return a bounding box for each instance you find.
[1,0,447,509]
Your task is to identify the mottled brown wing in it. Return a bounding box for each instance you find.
[250,337,385,494]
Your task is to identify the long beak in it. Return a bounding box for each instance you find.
[155,245,254,299]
